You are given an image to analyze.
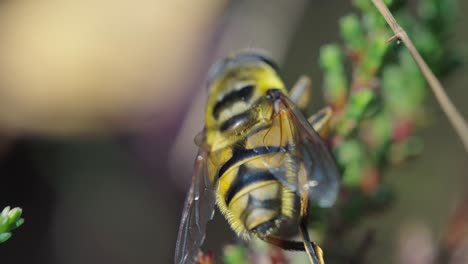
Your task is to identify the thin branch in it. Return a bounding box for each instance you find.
[372,0,468,153]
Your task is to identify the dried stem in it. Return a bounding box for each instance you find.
[372,0,468,153]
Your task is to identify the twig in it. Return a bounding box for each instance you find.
[372,0,468,153]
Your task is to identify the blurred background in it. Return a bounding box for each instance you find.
[0,1,466,263]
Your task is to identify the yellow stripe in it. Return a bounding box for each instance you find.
[228,180,277,205]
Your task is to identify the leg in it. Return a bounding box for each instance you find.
[308,107,333,139]
[299,220,325,264]
[298,154,326,264]
[259,230,324,264]
[259,235,305,251]
[289,75,312,111]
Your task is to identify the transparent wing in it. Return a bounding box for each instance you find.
[174,150,216,264]
[281,94,340,207]
[262,92,340,208]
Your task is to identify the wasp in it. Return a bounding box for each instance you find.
[175,52,340,264]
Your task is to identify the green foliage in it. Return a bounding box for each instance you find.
[223,245,248,264]
[322,0,458,192]
[0,206,24,243]
[316,0,459,261]
[320,44,347,108]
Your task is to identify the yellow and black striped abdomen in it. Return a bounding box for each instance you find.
[216,143,299,239]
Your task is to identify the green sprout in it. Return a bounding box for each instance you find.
[0,206,24,243]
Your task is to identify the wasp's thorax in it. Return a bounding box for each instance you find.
[205,58,288,150]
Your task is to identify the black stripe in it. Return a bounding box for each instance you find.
[240,195,281,225]
[249,195,281,211]
[219,111,252,132]
[225,166,277,204]
[218,146,282,178]
[212,85,254,119]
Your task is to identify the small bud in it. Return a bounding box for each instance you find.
[340,14,365,51]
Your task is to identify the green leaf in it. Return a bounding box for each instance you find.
[340,14,365,51]
[320,44,348,106]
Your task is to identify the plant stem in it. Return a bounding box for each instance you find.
[372,0,468,154]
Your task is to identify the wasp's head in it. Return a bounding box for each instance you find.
[204,51,287,132]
